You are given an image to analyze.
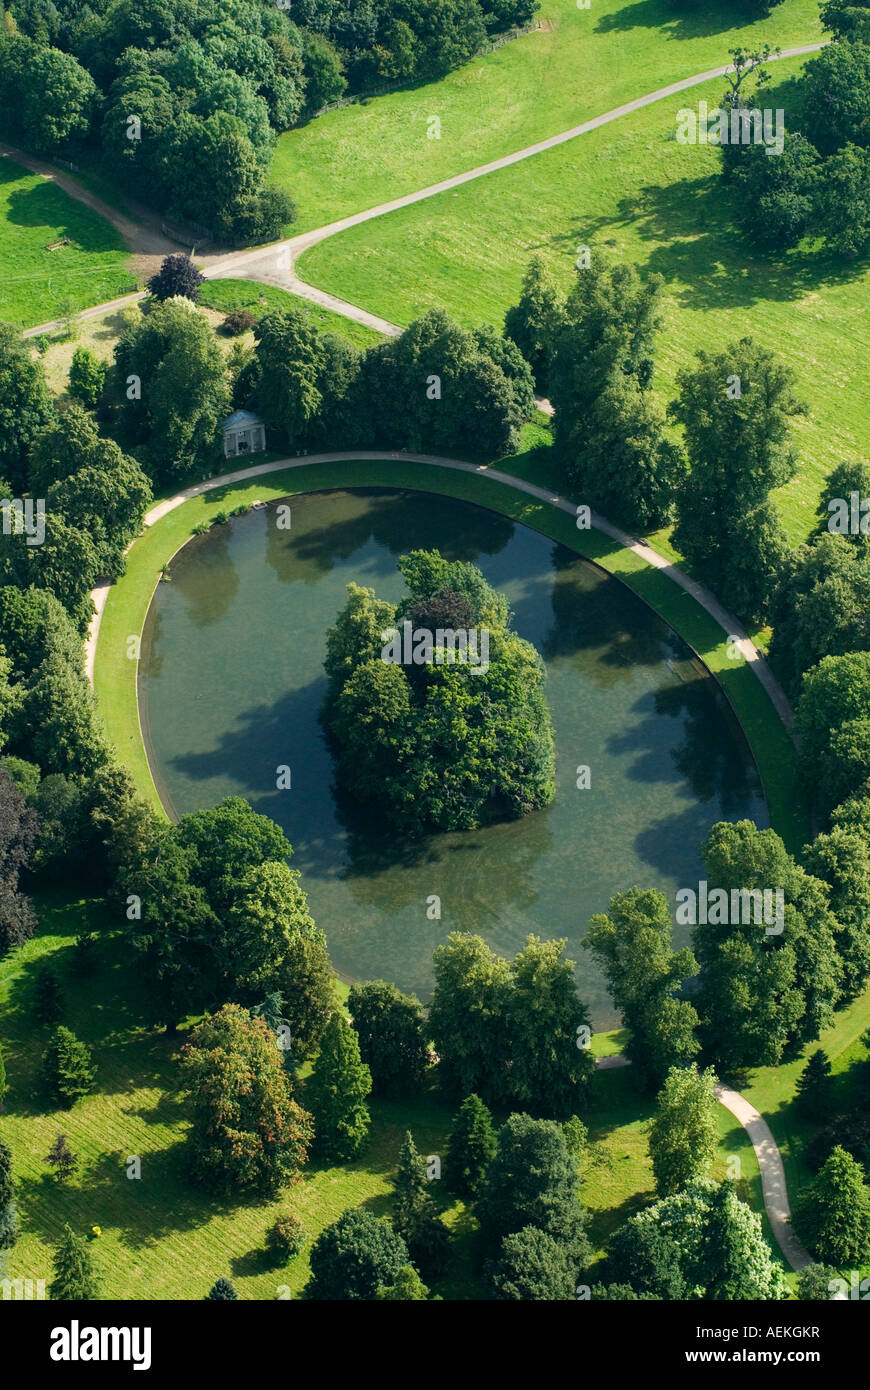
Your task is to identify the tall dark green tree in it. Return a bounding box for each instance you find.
[794,1050,835,1122]
[489,1225,576,1301]
[796,1146,870,1265]
[205,1277,239,1300]
[41,1027,96,1107]
[50,1224,100,1300]
[392,1131,449,1278]
[305,1011,372,1162]
[504,254,565,393]
[446,1093,497,1197]
[0,1136,18,1249]
[475,1113,590,1271]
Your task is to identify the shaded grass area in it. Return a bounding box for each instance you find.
[739,985,870,1282]
[0,889,479,1299]
[0,895,770,1298]
[94,445,808,850]
[272,0,822,232]
[197,279,383,350]
[0,158,136,327]
[298,59,868,547]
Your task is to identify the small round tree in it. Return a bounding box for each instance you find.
[205,1277,238,1300]
[489,1225,576,1301]
[266,1212,305,1263]
[147,254,205,303]
[305,1208,409,1301]
[68,347,107,408]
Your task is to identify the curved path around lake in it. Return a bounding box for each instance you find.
[594,1055,810,1271]
[86,449,793,728]
[17,43,827,340]
[88,454,805,1274]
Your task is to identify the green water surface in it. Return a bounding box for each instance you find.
[139,487,767,1028]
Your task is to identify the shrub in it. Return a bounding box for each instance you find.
[220,310,258,337]
[266,1212,306,1262]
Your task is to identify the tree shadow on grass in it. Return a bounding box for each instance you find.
[594,0,741,41]
[615,174,870,314]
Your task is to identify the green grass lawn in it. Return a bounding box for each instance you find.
[197,278,383,350]
[0,158,136,328]
[272,0,822,232]
[0,892,773,1299]
[297,58,869,547]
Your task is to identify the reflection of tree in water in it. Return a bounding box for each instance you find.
[170,527,240,627]
[332,778,553,927]
[652,668,763,814]
[540,543,667,685]
[264,488,515,587]
[139,605,165,680]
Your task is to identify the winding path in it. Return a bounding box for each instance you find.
[62,40,822,1278]
[15,42,827,341]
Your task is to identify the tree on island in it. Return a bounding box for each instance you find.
[322,549,555,837]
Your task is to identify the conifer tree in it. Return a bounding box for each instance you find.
[795,1050,835,1122]
[41,1026,96,1107]
[446,1094,497,1196]
[797,1147,870,1265]
[205,1277,238,1300]
[306,1012,371,1162]
[50,1224,99,1300]
[45,1132,78,1182]
[393,1131,450,1278]
[0,1136,18,1249]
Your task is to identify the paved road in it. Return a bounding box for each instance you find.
[17,43,826,341]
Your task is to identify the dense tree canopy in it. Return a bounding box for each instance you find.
[323,549,555,836]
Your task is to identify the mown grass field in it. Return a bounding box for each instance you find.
[0,888,766,1299]
[271,0,822,232]
[197,279,383,349]
[298,58,870,546]
[0,158,136,328]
